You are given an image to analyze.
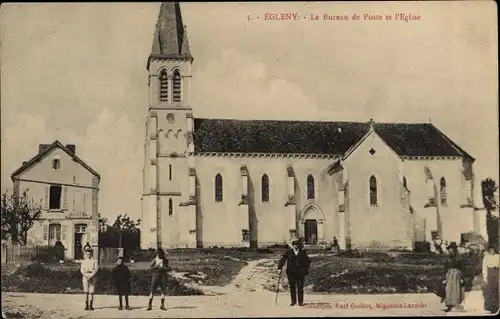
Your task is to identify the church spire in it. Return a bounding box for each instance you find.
[147,1,193,71]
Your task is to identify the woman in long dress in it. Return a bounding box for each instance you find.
[483,245,499,314]
[443,242,466,312]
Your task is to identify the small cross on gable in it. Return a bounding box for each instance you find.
[369,148,376,155]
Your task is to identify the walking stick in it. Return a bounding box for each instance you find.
[275,268,283,305]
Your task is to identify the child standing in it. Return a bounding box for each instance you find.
[80,247,99,311]
[147,248,169,311]
[111,256,132,310]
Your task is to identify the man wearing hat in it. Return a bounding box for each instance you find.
[277,239,311,306]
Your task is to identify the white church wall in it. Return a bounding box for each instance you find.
[293,159,338,244]
[343,132,412,249]
[402,158,471,243]
[140,195,157,249]
[195,155,337,247]
[196,156,248,247]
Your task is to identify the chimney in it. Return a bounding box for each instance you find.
[38,144,51,154]
[66,144,76,154]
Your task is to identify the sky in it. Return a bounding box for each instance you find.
[1,1,498,221]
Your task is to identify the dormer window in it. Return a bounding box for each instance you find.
[52,158,61,170]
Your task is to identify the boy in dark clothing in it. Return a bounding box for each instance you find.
[277,240,311,306]
[147,248,170,311]
[111,256,132,310]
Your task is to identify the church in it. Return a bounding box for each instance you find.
[141,2,484,250]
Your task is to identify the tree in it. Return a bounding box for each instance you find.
[1,189,42,245]
[481,178,499,249]
[112,213,141,232]
[98,213,109,233]
[482,178,498,212]
[112,213,140,249]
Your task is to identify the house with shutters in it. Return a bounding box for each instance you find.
[11,141,100,260]
[141,2,484,250]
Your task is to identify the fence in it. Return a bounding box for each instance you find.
[99,247,120,264]
[1,243,55,265]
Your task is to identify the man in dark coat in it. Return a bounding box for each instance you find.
[277,240,311,306]
[111,256,132,310]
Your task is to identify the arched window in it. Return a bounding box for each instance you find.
[307,175,315,200]
[440,177,447,206]
[215,173,223,202]
[159,69,169,102]
[369,175,378,206]
[261,174,269,202]
[403,177,407,189]
[172,70,182,103]
[168,198,173,216]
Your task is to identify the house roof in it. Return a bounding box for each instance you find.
[193,118,474,160]
[11,141,101,180]
[147,2,193,70]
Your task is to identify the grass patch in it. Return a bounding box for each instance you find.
[305,254,481,294]
[168,255,247,286]
[1,251,254,294]
[1,262,203,296]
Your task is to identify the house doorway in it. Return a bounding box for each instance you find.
[304,219,318,245]
[74,224,88,260]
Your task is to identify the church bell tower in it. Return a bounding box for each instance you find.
[141,1,196,249]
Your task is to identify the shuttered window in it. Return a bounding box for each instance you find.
[43,224,49,241]
[62,187,68,209]
[159,69,169,102]
[49,185,62,210]
[49,224,61,241]
[172,70,182,102]
[44,187,49,210]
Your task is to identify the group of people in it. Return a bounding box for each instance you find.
[78,238,497,314]
[79,241,312,311]
[79,247,170,311]
[442,242,499,314]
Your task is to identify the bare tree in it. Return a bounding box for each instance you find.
[1,189,42,245]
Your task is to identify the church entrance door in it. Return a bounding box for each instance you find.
[304,219,318,245]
